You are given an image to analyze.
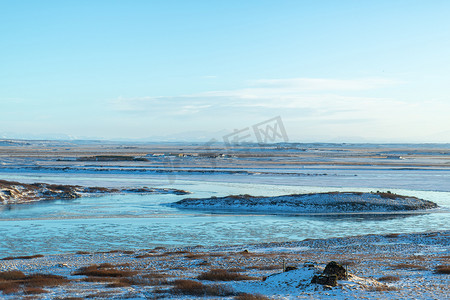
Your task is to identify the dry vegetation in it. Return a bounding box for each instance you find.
[434,265,450,274]
[374,191,408,199]
[0,271,69,295]
[384,233,401,238]
[1,254,44,261]
[197,269,259,281]
[369,285,399,292]
[389,263,428,270]
[247,264,281,270]
[235,293,271,300]
[73,263,137,278]
[1,231,448,299]
[378,275,401,282]
[170,279,234,297]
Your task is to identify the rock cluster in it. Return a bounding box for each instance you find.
[311,261,347,287]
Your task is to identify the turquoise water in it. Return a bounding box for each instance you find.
[0,173,449,256]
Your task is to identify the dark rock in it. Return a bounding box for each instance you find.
[285,266,298,272]
[323,261,346,279]
[172,190,191,195]
[123,188,151,193]
[311,274,337,287]
[59,191,79,199]
[311,261,347,287]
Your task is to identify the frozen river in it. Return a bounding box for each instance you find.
[1,169,449,256]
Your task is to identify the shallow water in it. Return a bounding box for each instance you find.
[0,172,449,256]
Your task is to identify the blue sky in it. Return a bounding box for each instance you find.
[1,0,449,142]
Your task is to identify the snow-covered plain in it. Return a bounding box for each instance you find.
[0,231,448,299]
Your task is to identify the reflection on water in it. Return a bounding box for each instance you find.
[186,209,428,222]
[284,212,423,222]
[0,175,449,256]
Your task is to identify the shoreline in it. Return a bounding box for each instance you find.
[0,179,190,205]
[1,230,448,299]
[1,179,439,212]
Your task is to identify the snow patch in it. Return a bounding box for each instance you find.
[169,192,438,214]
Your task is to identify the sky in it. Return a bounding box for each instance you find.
[1,0,450,142]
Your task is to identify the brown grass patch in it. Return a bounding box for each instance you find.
[135,253,154,258]
[0,270,27,280]
[23,287,47,294]
[142,272,171,279]
[407,255,426,261]
[235,293,271,300]
[0,281,21,294]
[105,278,135,288]
[434,265,450,274]
[81,277,118,283]
[185,253,209,259]
[73,264,137,277]
[227,267,247,273]
[152,287,168,296]
[384,233,400,238]
[0,272,69,295]
[338,260,358,266]
[82,273,171,288]
[370,285,399,292]
[375,191,408,200]
[378,275,401,282]
[1,254,44,261]
[198,260,211,266]
[104,250,121,254]
[162,250,191,256]
[233,250,278,258]
[248,264,280,271]
[99,250,134,255]
[170,279,234,296]
[140,274,171,286]
[390,263,427,270]
[26,274,70,287]
[197,269,258,281]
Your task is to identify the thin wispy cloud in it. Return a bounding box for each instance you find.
[110,77,402,114]
[105,76,450,141]
[248,77,401,91]
[111,96,213,115]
